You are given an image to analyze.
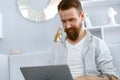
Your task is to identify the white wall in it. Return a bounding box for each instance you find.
[0,13,2,39]
[0,0,62,54]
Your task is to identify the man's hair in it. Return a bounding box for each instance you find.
[58,0,83,13]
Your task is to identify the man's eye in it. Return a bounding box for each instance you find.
[62,21,66,23]
[69,19,74,21]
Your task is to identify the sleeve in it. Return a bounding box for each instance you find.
[96,40,119,79]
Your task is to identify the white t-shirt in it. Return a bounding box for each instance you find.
[66,37,86,79]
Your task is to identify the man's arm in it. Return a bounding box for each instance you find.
[74,75,118,80]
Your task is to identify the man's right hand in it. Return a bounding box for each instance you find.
[74,76,104,80]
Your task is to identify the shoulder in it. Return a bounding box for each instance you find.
[86,30,109,52]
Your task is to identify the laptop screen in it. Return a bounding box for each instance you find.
[20,65,73,80]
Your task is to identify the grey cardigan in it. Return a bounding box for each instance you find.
[50,30,119,79]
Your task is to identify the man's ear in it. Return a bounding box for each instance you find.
[80,12,85,21]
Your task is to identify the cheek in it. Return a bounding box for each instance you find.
[62,23,67,29]
[79,21,82,26]
[70,20,79,27]
[75,18,82,25]
[75,20,82,27]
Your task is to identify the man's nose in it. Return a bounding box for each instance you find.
[65,21,71,28]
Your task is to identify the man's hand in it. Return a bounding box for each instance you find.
[74,76,103,80]
[74,75,118,80]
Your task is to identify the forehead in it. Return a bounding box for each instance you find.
[58,8,79,20]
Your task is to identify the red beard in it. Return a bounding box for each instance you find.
[65,27,80,41]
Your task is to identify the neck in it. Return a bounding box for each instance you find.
[67,29,86,45]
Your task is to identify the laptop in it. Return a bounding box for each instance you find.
[20,65,73,80]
